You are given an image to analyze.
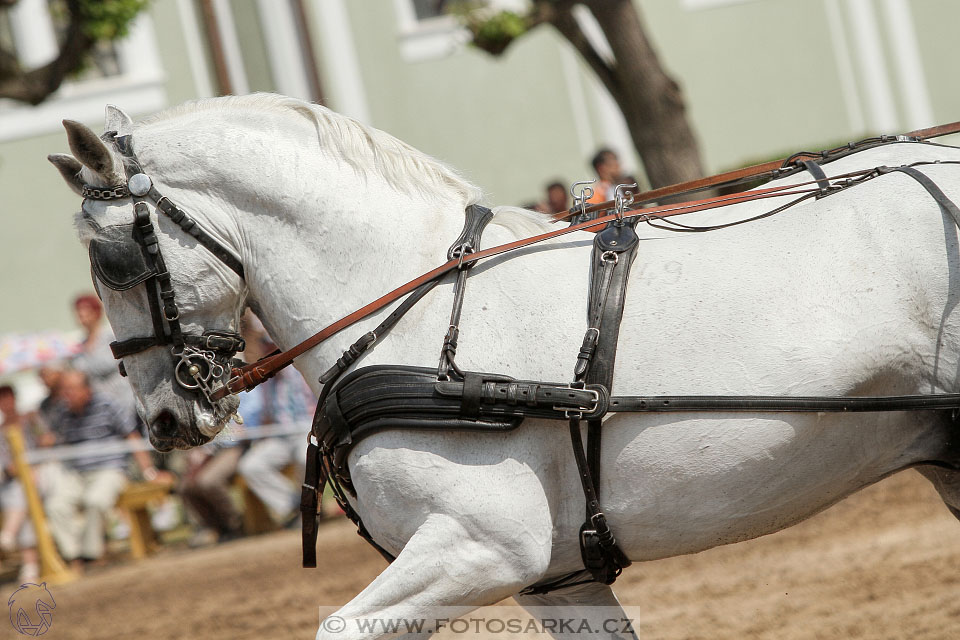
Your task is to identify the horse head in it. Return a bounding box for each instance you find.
[49,109,246,451]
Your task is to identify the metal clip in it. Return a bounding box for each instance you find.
[571,179,596,223]
[452,242,473,269]
[614,182,638,223]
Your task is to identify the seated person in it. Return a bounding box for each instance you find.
[43,371,168,572]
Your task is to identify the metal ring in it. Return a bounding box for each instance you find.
[174,359,201,389]
[601,251,619,264]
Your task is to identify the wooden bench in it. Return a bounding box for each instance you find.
[233,464,299,535]
[115,480,174,559]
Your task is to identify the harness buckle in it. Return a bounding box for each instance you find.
[557,386,600,419]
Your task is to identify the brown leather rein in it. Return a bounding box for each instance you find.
[211,120,960,401]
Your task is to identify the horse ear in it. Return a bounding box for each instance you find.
[105,104,133,135]
[47,153,84,195]
[62,119,122,183]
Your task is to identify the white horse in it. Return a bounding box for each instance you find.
[51,94,960,639]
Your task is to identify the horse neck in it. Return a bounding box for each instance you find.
[244,190,469,388]
[136,105,475,388]
[222,154,470,389]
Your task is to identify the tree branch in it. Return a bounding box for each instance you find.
[538,0,619,97]
[0,0,93,105]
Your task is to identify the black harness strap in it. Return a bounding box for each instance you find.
[300,284,440,567]
[608,393,960,413]
[887,165,960,227]
[568,220,638,585]
[438,204,495,379]
[801,159,831,196]
[301,204,494,568]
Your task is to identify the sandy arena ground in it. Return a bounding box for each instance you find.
[14,469,960,639]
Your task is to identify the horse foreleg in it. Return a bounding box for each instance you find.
[317,512,550,640]
[514,581,639,640]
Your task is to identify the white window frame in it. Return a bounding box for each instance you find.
[394,0,466,63]
[0,6,167,142]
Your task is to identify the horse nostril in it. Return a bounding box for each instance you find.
[151,410,179,440]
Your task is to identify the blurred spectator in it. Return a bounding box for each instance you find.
[179,440,244,546]
[520,201,550,214]
[545,180,569,216]
[586,148,625,205]
[36,365,64,426]
[179,318,259,545]
[0,384,48,581]
[70,294,138,423]
[43,370,167,572]
[237,313,315,527]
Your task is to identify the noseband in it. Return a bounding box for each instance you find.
[82,132,246,423]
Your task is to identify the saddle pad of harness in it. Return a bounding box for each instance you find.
[314,365,609,476]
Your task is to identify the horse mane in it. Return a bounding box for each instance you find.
[137,93,482,205]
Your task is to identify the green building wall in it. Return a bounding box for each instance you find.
[3,0,960,338]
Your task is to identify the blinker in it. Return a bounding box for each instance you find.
[88,223,156,291]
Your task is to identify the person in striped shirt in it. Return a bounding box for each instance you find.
[43,370,169,571]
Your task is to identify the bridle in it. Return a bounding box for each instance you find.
[81,132,246,424]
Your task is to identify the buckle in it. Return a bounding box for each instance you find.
[202,331,244,353]
[557,386,600,419]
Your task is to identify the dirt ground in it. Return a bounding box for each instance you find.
[12,469,960,640]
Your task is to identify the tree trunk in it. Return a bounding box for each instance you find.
[590,0,704,187]
[547,0,705,189]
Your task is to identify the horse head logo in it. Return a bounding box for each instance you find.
[7,582,56,636]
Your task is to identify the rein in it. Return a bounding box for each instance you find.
[554,119,960,222]
[213,163,911,401]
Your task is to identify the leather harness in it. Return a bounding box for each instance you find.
[301,147,960,593]
[78,121,960,592]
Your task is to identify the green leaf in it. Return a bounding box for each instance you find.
[77,0,151,41]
